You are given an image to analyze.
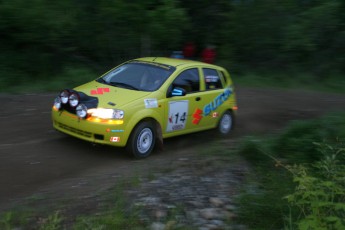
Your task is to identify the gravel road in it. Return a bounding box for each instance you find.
[1,87,344,219]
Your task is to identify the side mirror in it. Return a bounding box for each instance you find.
[167,87,186,97]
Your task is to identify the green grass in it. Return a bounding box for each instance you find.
[0,211,32,230]
[71,177,147,230]
[38,211,64,230]
[235,112,345,229]
[234,72,345,93]
[0,176,146,229]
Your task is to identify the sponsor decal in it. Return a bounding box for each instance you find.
[205,75,219,83]
[110,136,120,142]
[111,129,124,133]
[212,112,219,118]
[144,99,158,108]
[167,100,188,132]
[192,108,203,124]
[91,87,110,95]
[203,88,232,116]
[192,87,232,125]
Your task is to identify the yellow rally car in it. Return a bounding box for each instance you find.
[52,57,237,158]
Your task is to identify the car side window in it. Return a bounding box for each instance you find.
[203,68,223,90]
[172,68,200,93]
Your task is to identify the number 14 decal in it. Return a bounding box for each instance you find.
[171,112,186,124]
[167,100,189,132]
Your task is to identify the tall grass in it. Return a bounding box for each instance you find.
[236,113,345,229]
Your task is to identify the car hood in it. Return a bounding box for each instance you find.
[74,81,152,108]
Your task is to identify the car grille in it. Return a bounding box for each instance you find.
[57,122,92,138]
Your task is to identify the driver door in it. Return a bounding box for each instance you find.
[163,67,207,136]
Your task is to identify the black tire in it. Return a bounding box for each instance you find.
[126,121,156,158]
[217,111,234,135]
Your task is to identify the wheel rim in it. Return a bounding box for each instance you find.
[220,113,232,134]
[137,128,153,154]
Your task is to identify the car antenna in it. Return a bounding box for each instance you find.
[153,57,157,61]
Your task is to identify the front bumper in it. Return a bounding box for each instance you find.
[52,109,128,147]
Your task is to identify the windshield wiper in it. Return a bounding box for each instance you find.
[109,82,139,90]
[96,78,107,84]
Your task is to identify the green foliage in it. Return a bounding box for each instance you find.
[148,0,189,52]
[73,209,141,230]
[0,211,32,230]
[236,113,345,229]
[0,66,97,93]
[0,176,145,229]
[72,179,143,230]
[283,1,345,75]
[1,0,344,91]
[236,136,295,229]
[38,211,63,230]
[272,115,345,164]
[237,166,294,229]
[236,113,345,166]
[285,142,345,230]
[0,0,190,89]
[0,0,77,76]
[223,0,345,75]
[0,209,63,230]
[0,212,13,230]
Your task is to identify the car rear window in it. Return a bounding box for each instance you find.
[202,68,223,90]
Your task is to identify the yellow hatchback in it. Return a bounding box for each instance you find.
[52,57,237,158]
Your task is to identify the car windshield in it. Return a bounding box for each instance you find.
[97,61,175,92]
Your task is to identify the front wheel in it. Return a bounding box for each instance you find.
[126,121,156,158]
[217,111,234,135]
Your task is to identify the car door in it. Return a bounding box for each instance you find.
[198,67,230,128]
[163,67,208,136]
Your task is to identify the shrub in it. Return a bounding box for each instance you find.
[236,113,345,229]
[285,142,345,230]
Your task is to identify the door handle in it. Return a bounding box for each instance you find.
[195,97,201,101]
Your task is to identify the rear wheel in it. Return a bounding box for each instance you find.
[126,121,156,158]
[217,111,233,135]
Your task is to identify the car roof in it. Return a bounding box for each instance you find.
[134,57,220,69]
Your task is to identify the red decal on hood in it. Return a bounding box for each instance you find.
[91,88,110,95]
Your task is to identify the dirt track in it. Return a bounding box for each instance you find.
[0,87,344,212]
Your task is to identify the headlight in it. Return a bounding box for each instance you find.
[69,92,79,107]
[53,97,62,110]
[88,108,124,119]
[113,110,124,119]
[76,104,88,118]
[60,90,69,104]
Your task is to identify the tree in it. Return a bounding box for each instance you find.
[283,0,345,75]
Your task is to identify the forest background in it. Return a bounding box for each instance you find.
[0,0,344,90]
